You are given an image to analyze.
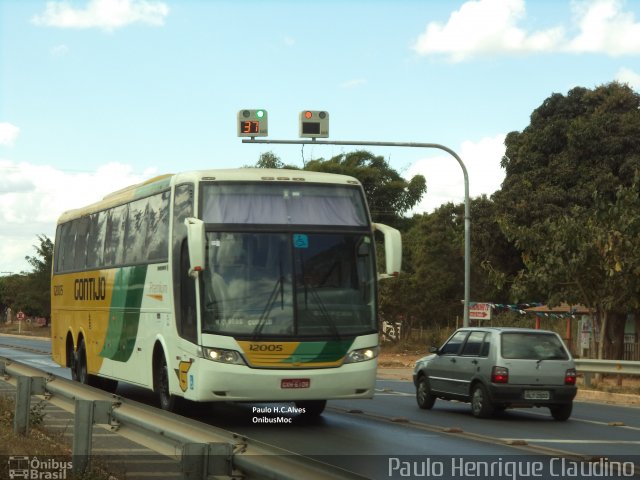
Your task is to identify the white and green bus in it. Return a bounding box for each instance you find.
[51,169,401,415]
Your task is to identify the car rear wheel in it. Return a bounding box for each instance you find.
[471,383,493,418]
[416,376,436,409]
[550,402,572,421]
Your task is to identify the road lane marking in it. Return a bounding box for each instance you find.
[374,388,413,396]
[503,439,640,444]
[515,409,640,431]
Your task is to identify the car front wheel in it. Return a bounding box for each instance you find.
[416,376,436,410]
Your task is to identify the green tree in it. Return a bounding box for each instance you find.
[0,235,53,321]
[254,151,299,170]
[493,82,640,358]
[24,235,54,319]
[396,197,516,331]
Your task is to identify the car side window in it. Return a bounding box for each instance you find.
[461,331,487,356]
[439,331,468,355]
[480,336,491,357]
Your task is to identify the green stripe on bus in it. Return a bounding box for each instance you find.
[282,339,354,363]
[100,265,148,362]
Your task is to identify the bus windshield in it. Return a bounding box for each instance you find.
[201,232,376,337]
[201,183,368,226]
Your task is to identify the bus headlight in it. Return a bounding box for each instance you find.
[344,346,379,364]
[201,347,246,365]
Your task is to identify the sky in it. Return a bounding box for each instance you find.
[1,0,639,274]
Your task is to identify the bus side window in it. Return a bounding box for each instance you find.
[104,205,127,267]
[86,211,107,269]
[124,197,149,265]
[146,191,170,262]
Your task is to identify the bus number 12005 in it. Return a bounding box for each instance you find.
[249,344,284,352]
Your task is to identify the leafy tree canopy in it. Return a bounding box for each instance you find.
[0,235,53,319]
[493,82,640,357]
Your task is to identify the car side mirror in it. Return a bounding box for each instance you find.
[429,346,439,354]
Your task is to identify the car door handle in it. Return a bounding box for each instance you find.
[450,358,456,363]
[471,360,478,365]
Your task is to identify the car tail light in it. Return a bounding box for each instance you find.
[491,366,509,384]
[564,368,577,385]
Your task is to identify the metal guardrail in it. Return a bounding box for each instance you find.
[574,358,640,375]
[0,356,366,480]
[574,358,640,388]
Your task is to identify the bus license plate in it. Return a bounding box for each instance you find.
[524,390,550,400]
[281,378,310,389]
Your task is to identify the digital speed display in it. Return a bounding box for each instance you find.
[240,120,261,135]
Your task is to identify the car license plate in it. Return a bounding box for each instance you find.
[524,390,550,400]
[281,378,310,389]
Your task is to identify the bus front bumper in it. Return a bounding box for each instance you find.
[190,360,377,402]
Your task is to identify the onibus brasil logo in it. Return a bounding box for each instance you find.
[8,456,72,479]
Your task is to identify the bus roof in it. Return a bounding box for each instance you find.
[56,168,362,224]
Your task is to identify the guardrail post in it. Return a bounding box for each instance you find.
[584,372,592,387]
[13,376,46,435]
[207,443,234,478]
[72,399,113,475]
[181,442,233,479]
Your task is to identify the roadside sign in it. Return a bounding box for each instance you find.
[16,311,25,321]
[469,302,491,321]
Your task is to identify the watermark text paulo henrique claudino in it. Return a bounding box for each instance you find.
[388,456,635,479]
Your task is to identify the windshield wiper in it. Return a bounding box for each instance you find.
[303,282,341,340]
[252,262,285,339]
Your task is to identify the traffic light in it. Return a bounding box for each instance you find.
[237,109,268,137]
[299,110,329,138]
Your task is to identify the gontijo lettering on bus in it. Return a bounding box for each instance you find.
[74,277,107,301]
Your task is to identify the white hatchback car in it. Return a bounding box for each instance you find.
[413,327,577,420]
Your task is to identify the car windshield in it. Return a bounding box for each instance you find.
[201,232,376,337]
[501,332,569,360]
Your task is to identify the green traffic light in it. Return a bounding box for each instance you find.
[256,110,265,118]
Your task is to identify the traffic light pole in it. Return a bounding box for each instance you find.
[242,138,471,328]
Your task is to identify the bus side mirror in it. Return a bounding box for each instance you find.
[184,217,206,278]
[372,222,402,280]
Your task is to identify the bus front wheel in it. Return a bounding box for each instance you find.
[76,339,101,387]
[154,355,177,412]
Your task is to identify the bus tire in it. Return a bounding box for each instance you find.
[76,338,101,388]
[68,339,79,382]
[154,354,177,412]
[295,400,326,416]
[100,378,119,393]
